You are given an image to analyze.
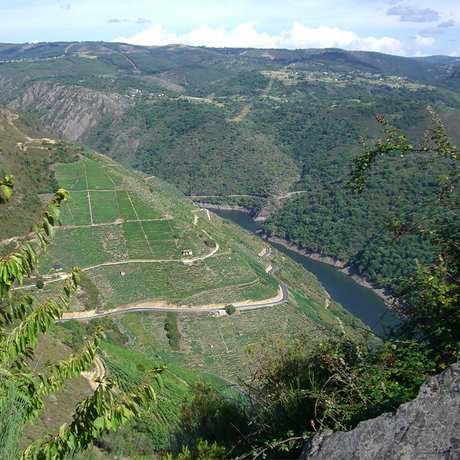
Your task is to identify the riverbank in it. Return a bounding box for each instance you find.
[192,202,253,214]
[195,204,393,303]
[261,234,393,302]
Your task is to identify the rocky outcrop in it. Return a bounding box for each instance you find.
[300,362,460,460]
[8,81,130,140]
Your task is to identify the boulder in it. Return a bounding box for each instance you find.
[300,362,460,460]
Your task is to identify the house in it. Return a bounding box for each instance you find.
[181,249,193,256]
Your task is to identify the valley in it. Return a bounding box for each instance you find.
[2,42,460,291]
[1,42,459,459]
[0,103,365,417]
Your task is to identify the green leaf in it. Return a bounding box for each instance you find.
[1,184,13,201]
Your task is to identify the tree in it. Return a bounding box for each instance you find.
[0,176,164,459]
[350,107,460,371]
[234,109,459,459]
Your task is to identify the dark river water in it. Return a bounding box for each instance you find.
[212,208,398,335]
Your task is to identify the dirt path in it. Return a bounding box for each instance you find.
[81,356,107,391]
[230,105,252,122]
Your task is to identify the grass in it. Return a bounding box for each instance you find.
[117,305,323,381]
[54,162,87,190]
[21,332,94,447]
[100,340,196,426]
[41,225,127,272]
[67,191,91,225]
[90,191,120,224]
[85,159,116,190]
[130,193,162,219]
[117,191,138,220]
[123,222,153,259]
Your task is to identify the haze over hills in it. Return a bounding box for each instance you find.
[2,41,460,290]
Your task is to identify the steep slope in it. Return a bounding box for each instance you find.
[8,81,130,139]
[0,106,83,237]
[5,43,459,289]
[1,106,364,382]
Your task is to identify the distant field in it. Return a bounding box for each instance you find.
[83,251,279,308]
[85,159,115,190]
[117,191,138,220]
[55,162,87,190]
[90,191,119,224]
[41,224,128,271]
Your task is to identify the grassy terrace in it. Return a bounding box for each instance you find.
[43,156,280,309]
[42,152,362,385]
[117,303,325,381]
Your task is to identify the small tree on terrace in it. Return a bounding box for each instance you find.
[0,176,164,459]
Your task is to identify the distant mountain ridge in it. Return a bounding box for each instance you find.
[0,41,457,83]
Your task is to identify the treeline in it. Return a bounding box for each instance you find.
[85,98,298,197]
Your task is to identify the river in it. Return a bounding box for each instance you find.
[211,208,398,335]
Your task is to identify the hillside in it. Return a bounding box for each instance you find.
[1,105,365,378]
[1,104,377,457]
[3,42,460,289]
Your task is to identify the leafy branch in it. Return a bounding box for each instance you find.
[0,188,70,298]
[0,175,163,459]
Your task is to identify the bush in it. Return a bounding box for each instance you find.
[165,312,181,350]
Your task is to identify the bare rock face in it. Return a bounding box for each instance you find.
[8,81,130,141]
[300,362,460,460]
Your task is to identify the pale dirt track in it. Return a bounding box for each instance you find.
[80,356,107,390]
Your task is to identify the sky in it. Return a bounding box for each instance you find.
[1,0,459,57]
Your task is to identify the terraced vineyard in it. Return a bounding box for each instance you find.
[39,154,286,310]
[34,149,365,386]
[0,106,370,439]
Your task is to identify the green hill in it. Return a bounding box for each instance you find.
[2,105,372,457]
[1,105,363,379]
[4,42,459,288]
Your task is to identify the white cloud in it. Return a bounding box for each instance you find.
[415,34,435,46]
[112,22,405,55]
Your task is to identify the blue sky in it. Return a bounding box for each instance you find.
[1,0,459,56]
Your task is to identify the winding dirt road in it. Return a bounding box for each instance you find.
[58,245,289,322]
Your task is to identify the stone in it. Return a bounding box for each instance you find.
[299,362,460,460]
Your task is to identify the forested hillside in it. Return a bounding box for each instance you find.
[2,42,460,289]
